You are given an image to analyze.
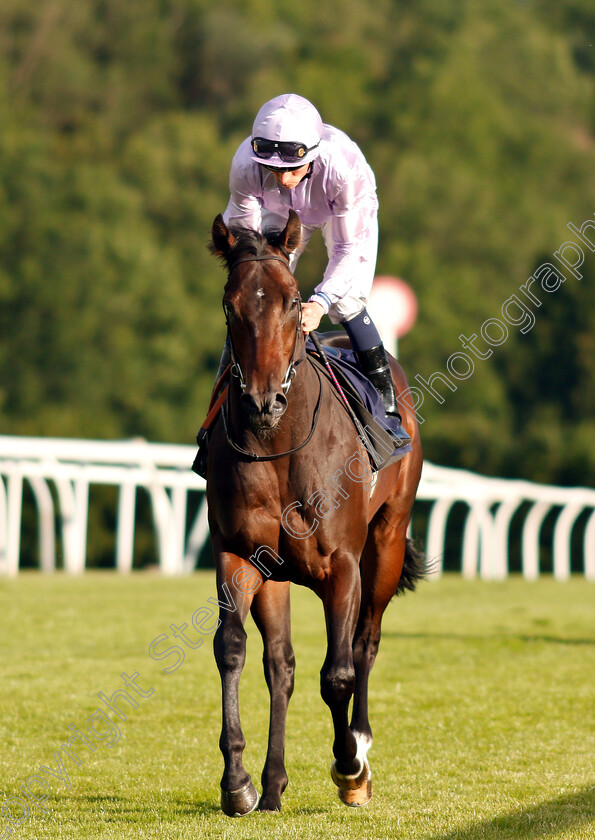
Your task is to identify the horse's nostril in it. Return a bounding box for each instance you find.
[240,393,260,415]
[241,392,287,419]
[270,393,287,414]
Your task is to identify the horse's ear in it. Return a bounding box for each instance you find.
[280,209,301,255]
[210,214,236,258]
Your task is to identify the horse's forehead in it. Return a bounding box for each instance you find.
[225,258,295,303]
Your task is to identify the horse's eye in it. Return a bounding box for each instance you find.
[290,297,299,309]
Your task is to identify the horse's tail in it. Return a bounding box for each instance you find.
[396,538,426,595]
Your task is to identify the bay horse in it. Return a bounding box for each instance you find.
[204,209,424,815]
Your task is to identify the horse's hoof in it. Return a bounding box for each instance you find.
[330,759,373,807]
[220,780,260,817]
[258,793,282,812]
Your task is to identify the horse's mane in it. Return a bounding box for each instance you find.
[209,225,288,270]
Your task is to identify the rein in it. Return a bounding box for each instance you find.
[221,251,322,463]
[221,362,323,462]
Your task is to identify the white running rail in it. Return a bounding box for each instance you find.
[0,436,593,579]
[418,462,595,581]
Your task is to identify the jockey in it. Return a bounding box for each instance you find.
[194,94,408,478]
[219,92,402,417]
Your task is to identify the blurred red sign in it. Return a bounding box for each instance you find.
[369,276,418,339]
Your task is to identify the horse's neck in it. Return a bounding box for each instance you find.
[286,357,321,427]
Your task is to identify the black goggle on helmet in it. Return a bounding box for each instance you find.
[251,138,319,164]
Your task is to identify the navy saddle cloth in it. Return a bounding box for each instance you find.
[305,337,412,468]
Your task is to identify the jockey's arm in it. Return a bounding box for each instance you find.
[308,177,378,315]
[223,148,264,230]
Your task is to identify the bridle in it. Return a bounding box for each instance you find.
[222,253,303,396]
[220,251,323,462]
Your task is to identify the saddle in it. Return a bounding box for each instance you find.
[304,344,411,471]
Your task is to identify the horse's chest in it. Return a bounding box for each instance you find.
[211,468,283,544]
[208,405,370,577]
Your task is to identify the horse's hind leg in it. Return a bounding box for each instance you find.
[249,580,295,812]
[350,514,410,767]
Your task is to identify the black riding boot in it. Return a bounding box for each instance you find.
[192,341,231,479]
[355,344,411,448]
[355,344,400,414]
[355,343,411,447]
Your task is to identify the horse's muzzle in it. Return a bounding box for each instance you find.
[240,391,288,429]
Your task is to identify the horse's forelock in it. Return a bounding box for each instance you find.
[223,226,290,268]
[222,227,267,267]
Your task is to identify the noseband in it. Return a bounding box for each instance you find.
[223,253,303,396]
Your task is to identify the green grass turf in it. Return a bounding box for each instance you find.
[0,573,593,839]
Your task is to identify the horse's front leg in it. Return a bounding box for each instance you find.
[212,549,260,817]
[319,556,372,806]
[250,579,295,812]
